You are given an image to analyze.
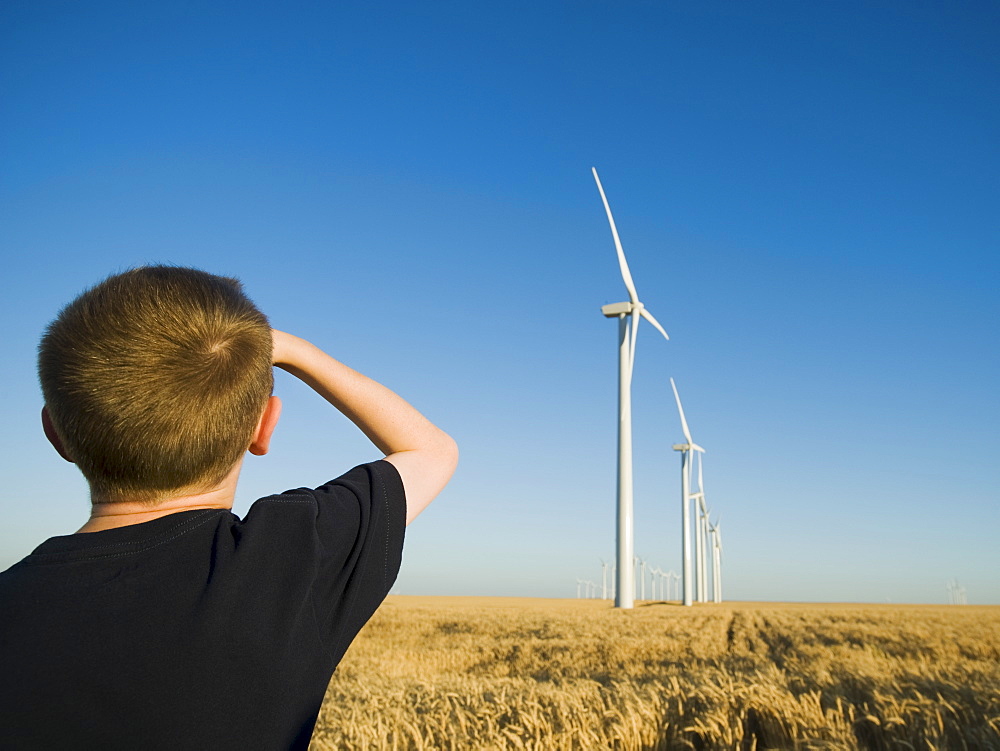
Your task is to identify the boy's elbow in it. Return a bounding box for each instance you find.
[394,432,458,526]
[422,430,458,507]
[437,432,459,481]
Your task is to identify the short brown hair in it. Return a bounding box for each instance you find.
[39,266,273,504]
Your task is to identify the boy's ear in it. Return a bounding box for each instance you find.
[248,396,282,456]
[41,407,74,463]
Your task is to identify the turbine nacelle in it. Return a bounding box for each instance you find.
[672,443,705,453]
[601,301,670,341]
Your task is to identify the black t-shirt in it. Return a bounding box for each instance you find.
[0,461,406,750]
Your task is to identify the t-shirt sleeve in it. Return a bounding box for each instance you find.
[309,460,406,657]
[240,460,406,667]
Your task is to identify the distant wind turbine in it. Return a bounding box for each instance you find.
[594,167,671,610]
[653,568,665,600]
[709,518,723,603]
[635,556,649,601]
[694,456,710,602]
[670,377,705,607]
[947,579,968,605]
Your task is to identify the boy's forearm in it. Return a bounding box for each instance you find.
[272,331,448,456]
[271,330,457,523]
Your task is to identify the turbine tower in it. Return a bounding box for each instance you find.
[709,519,723,603]
[694,456,710,602]
[670,377,705,607]
[593,167,670,610]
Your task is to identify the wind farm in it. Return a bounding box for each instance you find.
[584,168,725,609]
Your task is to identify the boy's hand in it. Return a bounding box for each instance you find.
[271,329,298,366]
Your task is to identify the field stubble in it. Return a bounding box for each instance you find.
[310,597,1000,750]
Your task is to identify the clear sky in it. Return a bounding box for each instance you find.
[2,1,997,604]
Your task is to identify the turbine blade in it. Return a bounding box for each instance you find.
[639,307,669,341]
[697,452,704,493]
[669,377,694,446]
[592,167,638,304]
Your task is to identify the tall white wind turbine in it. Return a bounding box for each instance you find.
[670,377,705,607]
[594,167,670,610]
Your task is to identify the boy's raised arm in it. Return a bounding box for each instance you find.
[271,330,458,525]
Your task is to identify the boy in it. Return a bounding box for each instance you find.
[0,266,458,750]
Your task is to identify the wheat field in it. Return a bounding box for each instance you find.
[309,597,1000,750]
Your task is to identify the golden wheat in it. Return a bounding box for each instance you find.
[309,598,1000,750]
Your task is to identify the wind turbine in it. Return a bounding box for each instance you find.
[709,519,723,603]
[694,496,711,602]
[594,167,671,610]
[670,377,705,607]
[653,566,669,601]
[948,579,968,605]
[689,424,714,603]
[694,459,710,603]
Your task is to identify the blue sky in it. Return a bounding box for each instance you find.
[2,1,997,604]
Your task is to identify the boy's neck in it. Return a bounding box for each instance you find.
[78,464,242,533]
